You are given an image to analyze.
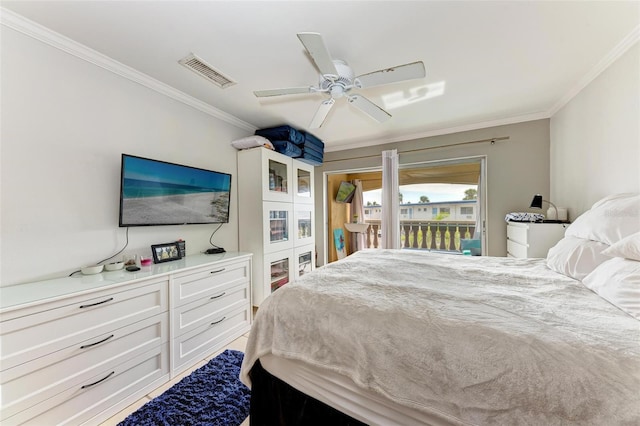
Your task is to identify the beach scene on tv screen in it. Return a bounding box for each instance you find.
[121,157,230,225]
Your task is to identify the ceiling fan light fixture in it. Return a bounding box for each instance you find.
[254,32,426,128]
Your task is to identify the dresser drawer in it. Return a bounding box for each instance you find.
[3,344,169,426]
[0,313,167,420]
[173,281,249,336]
[506,223,529,244]
[173,306,250,373]
[507,239,528,258]
[0,279,168,371]
[173,258,250,307]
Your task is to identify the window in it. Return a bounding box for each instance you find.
[401,208,408,214]
[440,207,450,214]
[432,207,438,215]
[461,206,473,215]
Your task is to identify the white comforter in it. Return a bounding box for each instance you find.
[240,250,640,425]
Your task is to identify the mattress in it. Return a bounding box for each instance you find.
[260,354,456,426]
[241,249,640,425]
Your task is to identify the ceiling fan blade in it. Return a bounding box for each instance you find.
[254,87,313,97]
[309,98,336,129]
[297,32,338,77]
[348,95,391,123]
[356,61,426,88]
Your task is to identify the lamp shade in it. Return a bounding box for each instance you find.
[530,194,543,209]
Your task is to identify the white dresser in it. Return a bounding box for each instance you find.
[0,252,252,425]
[507,222,567,258]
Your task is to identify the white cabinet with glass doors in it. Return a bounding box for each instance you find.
[238,147,316,306]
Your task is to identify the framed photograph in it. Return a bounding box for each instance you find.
[151,242,182,264]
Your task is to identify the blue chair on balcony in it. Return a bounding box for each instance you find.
[461,238,482,256]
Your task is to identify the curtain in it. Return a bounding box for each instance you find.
[381,149,399,249]
[473,173,482,251]
[352,179,366,250]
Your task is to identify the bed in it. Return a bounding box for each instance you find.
[240,194,640,425]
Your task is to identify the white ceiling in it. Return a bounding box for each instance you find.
[2,1,639,151]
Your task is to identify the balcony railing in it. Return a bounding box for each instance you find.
[358,220,476,253]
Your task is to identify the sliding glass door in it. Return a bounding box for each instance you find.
[326,156,486,261]
[362,157,486,254]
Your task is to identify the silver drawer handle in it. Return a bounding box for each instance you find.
[210,268,225,274]
[80,334,114,349]
[211,316,226,325]
[79,297,114,309]
[81,371,115,389]
[210,292,226,300]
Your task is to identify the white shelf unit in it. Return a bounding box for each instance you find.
[238,148,316,306]
[506,222,567,258]
[0,253,251,425]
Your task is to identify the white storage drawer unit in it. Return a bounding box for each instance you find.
[0,252,252,426]
[506,222,567,258]
[171,256,252,374]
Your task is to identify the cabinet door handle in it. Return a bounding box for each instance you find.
[81,371,115,389]
[210,268,225,274]
[79,297,114,309]
[210,292,226,300]
[211,316,226,325]
[80,334,114,349]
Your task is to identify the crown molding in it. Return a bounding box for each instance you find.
[548,25,640,116]
[324,111,550,152]
[0,7,257,132]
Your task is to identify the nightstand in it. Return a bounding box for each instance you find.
[507,222,567,258]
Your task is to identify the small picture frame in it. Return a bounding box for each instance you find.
[151,242,182,264]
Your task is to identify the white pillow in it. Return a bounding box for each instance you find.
[602,231,640,261]
[565,193,640,245]
[582,257,640,320]
[230,135,274,150]
[546,236,611,280]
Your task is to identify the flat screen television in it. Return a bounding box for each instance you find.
[335,181,356,203]
[119,154,231,227]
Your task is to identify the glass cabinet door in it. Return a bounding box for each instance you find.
[270,257,290,292]
[264,250,294,295]
[295,245,315,277]
[270,210,289,244]
[263,202,293,253]
[262,150,293,202]
[293,159,314,204]
[294,205,314,246]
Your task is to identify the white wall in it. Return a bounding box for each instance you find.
[1,25,250,286]
[551,42,640,218]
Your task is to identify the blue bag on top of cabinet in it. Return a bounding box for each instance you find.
[300,131,325,150]
[300,141,323,158]
[255,125,304,145]
[272,140,303,158]
[297,150,323,166]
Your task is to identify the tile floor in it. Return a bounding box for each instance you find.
[100,333,251,426]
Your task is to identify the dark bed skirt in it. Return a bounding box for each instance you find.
[248,360,368,426]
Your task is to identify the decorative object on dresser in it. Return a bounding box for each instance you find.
[0,252,252,425]
[151,242,182,264]
[529,193,567,222]
[237,147,315,306]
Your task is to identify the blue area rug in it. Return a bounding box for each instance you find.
[119,349,250,426]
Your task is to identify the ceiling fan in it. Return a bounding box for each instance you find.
[254,32,426,129]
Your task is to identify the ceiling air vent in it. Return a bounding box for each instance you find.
[179,53,236,88]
